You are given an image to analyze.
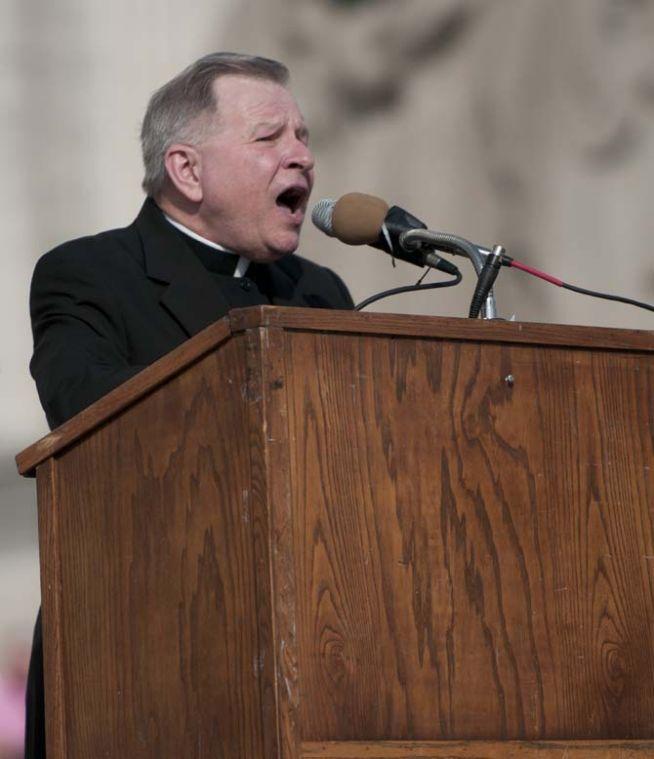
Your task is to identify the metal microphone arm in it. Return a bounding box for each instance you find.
[400,229,501,319]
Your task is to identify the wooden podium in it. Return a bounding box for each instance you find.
[17,307,654,758]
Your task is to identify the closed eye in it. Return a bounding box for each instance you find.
[255,127,283,142]
[297,128,310,145]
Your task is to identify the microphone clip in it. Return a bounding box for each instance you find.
[384,210,461,276]
[380,206,429,267]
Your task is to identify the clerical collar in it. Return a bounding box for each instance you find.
[164,214,250,278]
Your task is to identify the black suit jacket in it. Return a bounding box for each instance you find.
[25,197,353,758]
[30,197,352,429]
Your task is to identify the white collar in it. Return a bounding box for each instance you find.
[164,214,250,278]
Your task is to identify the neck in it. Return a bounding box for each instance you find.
[155,192,220,246]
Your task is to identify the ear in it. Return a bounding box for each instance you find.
[163,143,203,203]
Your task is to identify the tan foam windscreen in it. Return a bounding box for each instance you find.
[331,192,389,245]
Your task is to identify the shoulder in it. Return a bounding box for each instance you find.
[32,223,143,285]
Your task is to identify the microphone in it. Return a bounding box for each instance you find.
[311,193,460,276]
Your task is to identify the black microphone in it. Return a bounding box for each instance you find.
[311,193,460,277]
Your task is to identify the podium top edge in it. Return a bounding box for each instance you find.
[230,305,654,351]
[16,306,653,477]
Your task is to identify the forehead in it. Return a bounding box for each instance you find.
[212,75,304,128]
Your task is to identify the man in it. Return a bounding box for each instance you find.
[25,52,353,758]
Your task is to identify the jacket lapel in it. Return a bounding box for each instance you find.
[134,199,232,337]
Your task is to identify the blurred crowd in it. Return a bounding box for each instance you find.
[0,643,28,759]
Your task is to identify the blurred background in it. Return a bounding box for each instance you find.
[1,0,653,752]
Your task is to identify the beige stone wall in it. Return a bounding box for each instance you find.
[2,0,653,650]
[229,0,654,327]
[1,0,241,650]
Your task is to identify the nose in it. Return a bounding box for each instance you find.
[285,138,315,173]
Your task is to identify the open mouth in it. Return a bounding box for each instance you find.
[276,186,307,216]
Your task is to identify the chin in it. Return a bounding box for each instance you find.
[247,247,296,264]
[264,234,301,261]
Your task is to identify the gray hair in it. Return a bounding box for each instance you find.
[140,52,289,197]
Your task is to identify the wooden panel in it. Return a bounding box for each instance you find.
[301,739,654,757]
[36,459,68,758]
[18,308,654,478]
[49,335,265,758]
[245,326,298,759]
[17,319,232,476]
[284,332,654,741]
[230,306,654,353]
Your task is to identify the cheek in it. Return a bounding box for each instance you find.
[246,152,281,187]
[202,149,280,213]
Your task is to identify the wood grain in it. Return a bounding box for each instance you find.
[282,331,654,741]
[46,335,266,757]
[36,459,68,759]
[25,310,654,757]
[18,308,653,477]
[245,326,299,759]
[16,319,232,476]
[300,740,654,757]
[229,306,654,353]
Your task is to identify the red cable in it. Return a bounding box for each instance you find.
[506,256,653,312]
[510,259,563,287]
